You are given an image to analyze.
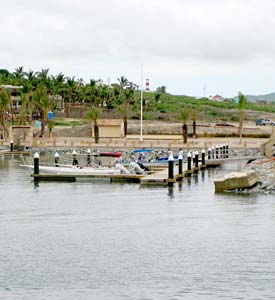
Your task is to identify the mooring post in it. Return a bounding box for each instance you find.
[187,152,192,176]
[168,151,174,187]
[10,140,14,152]
[178,148,183,180]
[208,147,211,160]
[54,152,59,167]
[216,145,219,159]
[193,151,196,165]
[87,149,91,165]
[222,144,226,159]
[194,150,199,172]
[201,149,206,169]
[212,146,215,159]
[72,149,78,166]
[34,152,40,175]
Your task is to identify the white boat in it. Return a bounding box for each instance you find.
[20,164,130,175]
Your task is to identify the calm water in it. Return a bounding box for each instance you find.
[0,155,275,300]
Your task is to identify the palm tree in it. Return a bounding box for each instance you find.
[190,106,198,138]
[64,77,77,117]
[117,88,134,137]
[13,66,25,85]
[0,87,11,138]
[52,73,66,92]
[238,92,247,144]
[86,106,100,143]
[18,93,27,125]
[179,107,190,144]
[117,76,129,89]
[33,85,51,137]
[36,68,50,85]
[21,80,36,125]
[24,70,36,86]
[117,101,131,137]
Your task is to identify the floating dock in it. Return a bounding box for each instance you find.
[30,156,258,185]
[32,173,144,182]
[1,150,30,156]
[31,161,221,184]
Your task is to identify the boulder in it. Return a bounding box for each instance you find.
[214,170,260,192]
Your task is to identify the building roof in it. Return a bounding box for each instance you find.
[211,95,224,101]
[0,85,23,90]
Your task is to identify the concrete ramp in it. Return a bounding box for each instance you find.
[214,170,260,192]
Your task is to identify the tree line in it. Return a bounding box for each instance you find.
[0,67,247,144]
[0,67,151,141]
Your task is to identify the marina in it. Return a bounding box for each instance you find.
[0,154,274,299]
[2,1,275,299]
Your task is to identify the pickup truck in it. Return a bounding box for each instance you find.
[256,118,275,126]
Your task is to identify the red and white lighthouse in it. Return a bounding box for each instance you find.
[145,79,150,91]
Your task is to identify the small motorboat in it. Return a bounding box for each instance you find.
[20,164,129,175]
[98,152,122,158]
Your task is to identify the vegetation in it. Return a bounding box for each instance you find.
[0,87,10,137]
[85,107,101,143]
[179,107,190,144]
[1,66,275,141]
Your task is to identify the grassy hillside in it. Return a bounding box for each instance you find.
[131,92,275,122]
[233,93,275,103]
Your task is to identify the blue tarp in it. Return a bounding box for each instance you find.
[132,149,153,153]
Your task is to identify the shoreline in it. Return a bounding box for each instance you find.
[0,136,267,151]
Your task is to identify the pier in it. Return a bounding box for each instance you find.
[30,149,257,185]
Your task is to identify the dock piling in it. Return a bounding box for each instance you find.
[220,144,223,159]
[208,147,211,160]
[187,152,192,176]
[34,152,40,175]
[201,149,206,169]
[72,149,78,166]
[10,140,13,152]
[178,149,183,180]
[54,152,60,167]
[226,143,229,158]
[194,150,199,172]
[168,151,175,187]
[87,149,91,165]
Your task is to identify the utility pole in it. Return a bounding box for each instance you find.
[140,64,143,141]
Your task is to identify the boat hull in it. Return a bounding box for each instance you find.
[21,165,122,175]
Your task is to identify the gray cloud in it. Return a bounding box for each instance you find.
[1,0,275,96]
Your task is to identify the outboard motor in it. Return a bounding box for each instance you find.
[129,162,144,174]
[115,163,129,174]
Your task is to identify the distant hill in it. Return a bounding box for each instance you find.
[234,93,275,103]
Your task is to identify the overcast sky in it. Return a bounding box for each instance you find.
[1,0,275,97]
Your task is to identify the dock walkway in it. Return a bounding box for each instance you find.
[31,156,259,185]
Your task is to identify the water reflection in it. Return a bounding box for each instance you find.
[178,181,183,192]
[193,173,199,185]
[167,186,174,199]
[201,170,205,182]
